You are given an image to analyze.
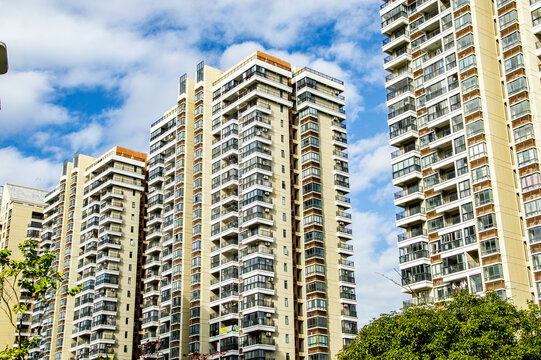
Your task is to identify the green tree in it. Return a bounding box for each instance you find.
[339,292,541,360]
[0,239,80,360]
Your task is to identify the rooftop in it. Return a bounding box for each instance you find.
[3,184,48,206]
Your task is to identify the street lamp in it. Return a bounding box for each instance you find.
[0,41,7,74]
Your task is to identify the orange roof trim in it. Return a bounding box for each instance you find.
[115,146,147,162]
[256,51,291,71]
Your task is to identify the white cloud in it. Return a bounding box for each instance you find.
[348,132,392,193]
[350,209,404,325]
[0,147,60,190]
[0,71,71,134]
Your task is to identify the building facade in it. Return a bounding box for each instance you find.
[0,184,48,348]
[382,0,541,307]
[29,147,146,360]
[141,51,357,360]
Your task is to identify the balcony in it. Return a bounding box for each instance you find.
[401,272,431,286]
[394,185,423,206]
[395,207,425,227]
[381,10,408,35]
[399,249,430,264]
[397,229,428,243]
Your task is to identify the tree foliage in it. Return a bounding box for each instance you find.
[339,292,541,360]
[0,239,80,360]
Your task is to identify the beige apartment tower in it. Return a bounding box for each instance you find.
[141,52,356,360]
[381,0,541,306]
[0,184,48,348]
[28,147,147,360]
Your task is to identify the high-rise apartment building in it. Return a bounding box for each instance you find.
[0,184,48,347]
[29,147,146,360]
[382,0,541,307]
[142,51,356,360]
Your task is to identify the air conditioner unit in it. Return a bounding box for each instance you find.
[263,175,269,180]
[262,128,268,132]
[264,192,270,196]
[265,332,272,337]
[266,313,272,318]
[265,208,270,213]
[339,221,344,226]
[264,242,271,247]
[333,117,338,121]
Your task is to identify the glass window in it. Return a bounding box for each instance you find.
[468,142,487,160]
[459,54,476,72]
[456,34,474,51]
[480,238,499,256]
[472,165,490,183]
[455,12,472,31]
[517,148,537,167]
[466,119,484,138]
[510,100,530,120]
[521,172,541,192]
[474,189,493,207]
[525,198,541,218]
[464,97,481,115]
[507,76,527,96]
[499,10,517,30]
[478,213,497,231]
[504,54,524,74]
[502,31,521,52]
[484,263,503,281]
[513,123,533,144]
[461,75,478,93]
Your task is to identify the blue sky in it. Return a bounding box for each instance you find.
[0,0,404,324]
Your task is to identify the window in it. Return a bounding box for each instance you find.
[478,213,497,231]
[461,75,478,93]
[472,165,490,183]
[462,203,474,221]
[474,189,493,207]
[308,335,328,347]
[502,31,520,52]
[426,195,442,211]
[466,119,484,138]
[421,152,437,169]
[424,173,440,189]
[517,148,538,167]
[459,54,476,72]
[392,157,420,179]
[428,216,444,233]
[510,100,530,120]
[455,136,466,154]
[301,151,320,164]
[455,12,471,31]
[468,142,487,160]
[303,214,323,226]
[504,54,524,74]
[458,180,471,198]
[513,123,533,144]
[463,97,481,115]
[302,167,321,179]
[525,198,541,218]
[521,173,541,192]
[507,76,527,96]
[306,298,326,311]
[480,238,499,256]
[300,121,319,134]
[499,10,517,30]
[484,263,503,281]
[456,34,473,51]
[305,264,325,276]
